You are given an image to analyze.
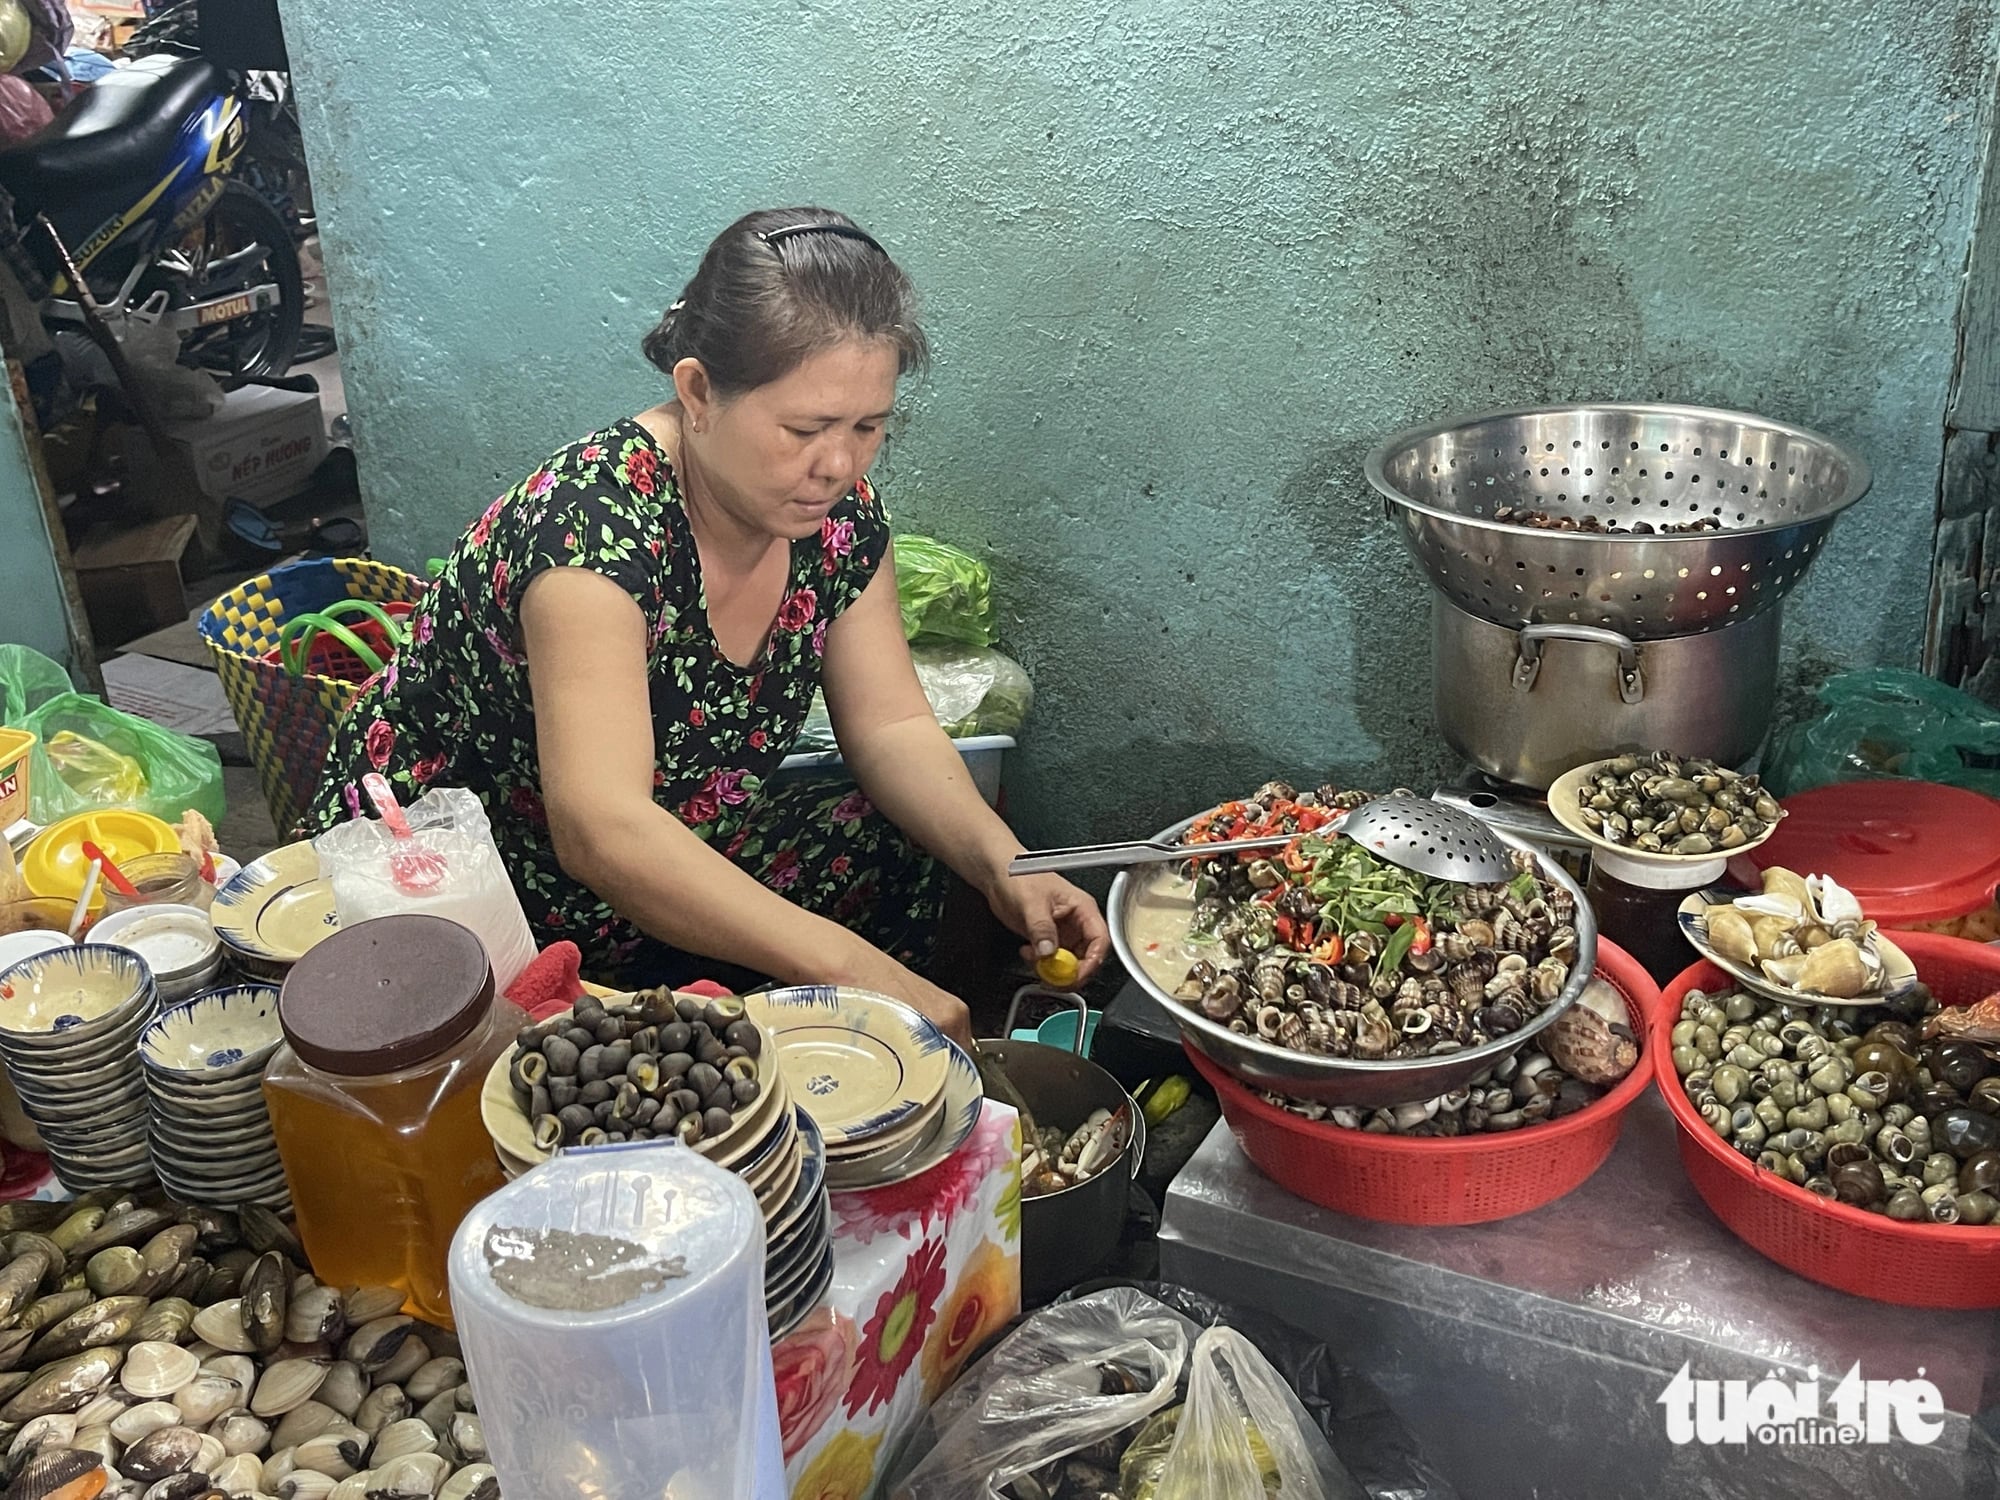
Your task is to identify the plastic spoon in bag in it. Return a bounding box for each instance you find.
[362,773,448,895]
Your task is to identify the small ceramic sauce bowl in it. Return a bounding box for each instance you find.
[140,984,283,1083]
[0,944,153,1043]
[91,905,224,1006]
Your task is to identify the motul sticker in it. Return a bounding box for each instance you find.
[198,295,256,326]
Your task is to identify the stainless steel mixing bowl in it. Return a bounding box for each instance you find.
[1108,816,1598,1107]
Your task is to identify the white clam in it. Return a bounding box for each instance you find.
[121,1340,201,1399]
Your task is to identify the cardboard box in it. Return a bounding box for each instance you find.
[168,383,327,507]
[71,513,200,650]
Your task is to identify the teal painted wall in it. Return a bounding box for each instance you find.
[277,0,1996,843]
[0,382,75,671]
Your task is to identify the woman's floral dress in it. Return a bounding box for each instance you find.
[307,418,944,987]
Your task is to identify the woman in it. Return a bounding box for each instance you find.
[310,208,1107,1045]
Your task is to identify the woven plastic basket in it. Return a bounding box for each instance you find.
[1656,932,2000,1309]
[1188,939,1660,1226]
[199,557,423,836]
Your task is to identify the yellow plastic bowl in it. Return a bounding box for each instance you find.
[22,810,180,916]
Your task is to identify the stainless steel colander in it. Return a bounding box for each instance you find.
[1364,403,1871,639]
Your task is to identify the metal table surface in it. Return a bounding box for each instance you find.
[1160,1091,2000,1500]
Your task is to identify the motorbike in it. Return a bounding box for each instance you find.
[0,52,305,390]
[123,0,315,247]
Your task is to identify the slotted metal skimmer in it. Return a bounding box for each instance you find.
[1008,796,1512,884]
[1332,796,1512,882]
[1364,403,1871,638]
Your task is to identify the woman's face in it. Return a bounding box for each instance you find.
[684,340,900,541]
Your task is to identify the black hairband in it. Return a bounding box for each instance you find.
[757,223,887,256]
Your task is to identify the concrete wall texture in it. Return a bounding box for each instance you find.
[277,0,1997,846]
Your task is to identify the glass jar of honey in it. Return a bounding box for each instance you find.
[265,913,520,1327]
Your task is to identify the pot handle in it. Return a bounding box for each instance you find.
[1511,623,1645,705]
[1003,986,1091,1056]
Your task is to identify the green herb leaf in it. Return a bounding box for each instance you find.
[1378,921,1418,975]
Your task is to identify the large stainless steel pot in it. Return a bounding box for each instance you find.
[977,1006,1145,1304]
[1432,599,1780,788]
[1107,819,1596,1107]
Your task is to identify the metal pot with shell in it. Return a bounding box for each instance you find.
[977,997,1145,1306]
[1109,807,1599,1106]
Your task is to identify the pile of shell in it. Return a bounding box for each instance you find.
[1672,986,2000,1226]
[1489,507,1723,536]
[1179,848,1581,1063]
[509,989,763,1152]
[1573,752,1781,856]
[0,1192,498,1499]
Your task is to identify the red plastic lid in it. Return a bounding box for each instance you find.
[1742,781,2000,925]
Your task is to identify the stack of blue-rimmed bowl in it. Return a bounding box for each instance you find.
[0,944,157,1191]
[139,983,290,1211]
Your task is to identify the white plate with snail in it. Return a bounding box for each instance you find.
[1548,755,1786,870]
[1677,869,1919,1008]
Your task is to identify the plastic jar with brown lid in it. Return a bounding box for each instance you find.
[264,913,522,1326]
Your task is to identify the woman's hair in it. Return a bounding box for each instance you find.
[641,208,928,397]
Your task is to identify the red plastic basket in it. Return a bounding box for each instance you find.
[1656,932,2000,1309]
[1187,939,1661,1226]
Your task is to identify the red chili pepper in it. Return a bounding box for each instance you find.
[1296,806,1327,832]
[1297,921,1317,950]
[1383,913,1404,929]
[1274,915,1296,946]
[1411,916,1433,956]
[1312,934,1344,964]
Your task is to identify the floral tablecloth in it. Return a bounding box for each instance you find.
[775,1100,1022,1500]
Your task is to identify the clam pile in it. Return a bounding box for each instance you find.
[1573,752,1781,856]
[1698,868,1895,1001]
[1672,985,2000,1225]
[0,1193,498,1498]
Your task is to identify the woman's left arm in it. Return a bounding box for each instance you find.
[822,546,1110,980]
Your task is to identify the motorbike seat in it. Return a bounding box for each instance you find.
[0,56,229,211]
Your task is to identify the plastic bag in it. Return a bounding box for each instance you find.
[896,534,997,647]
[913,643,1033,737]
[314,786,537,990]
[0,75,50,145]
[44,730,145,805]
[1127,1326,1354,1500]
[892,1286,1188,1500]
[889,1283,1454,1500]
[0,646,225,826]
[1764,668,2000,799]
[794,644,1034,752]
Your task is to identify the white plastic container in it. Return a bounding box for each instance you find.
[448,1141,785,1500]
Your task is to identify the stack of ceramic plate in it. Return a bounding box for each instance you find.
[211,841,338,980]
[763,1105,832,1338]
[0,944,158,1191]
[139,984,290,1210]
[747,986,985,1192]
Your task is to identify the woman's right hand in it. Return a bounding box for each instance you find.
[834,939,974,1051]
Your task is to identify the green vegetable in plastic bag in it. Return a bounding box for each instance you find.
[1764,668,2000,799]
[895,534,996,647]
[0,645,225,826]
[914,643,1033,737]
[793,645,1034,752]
